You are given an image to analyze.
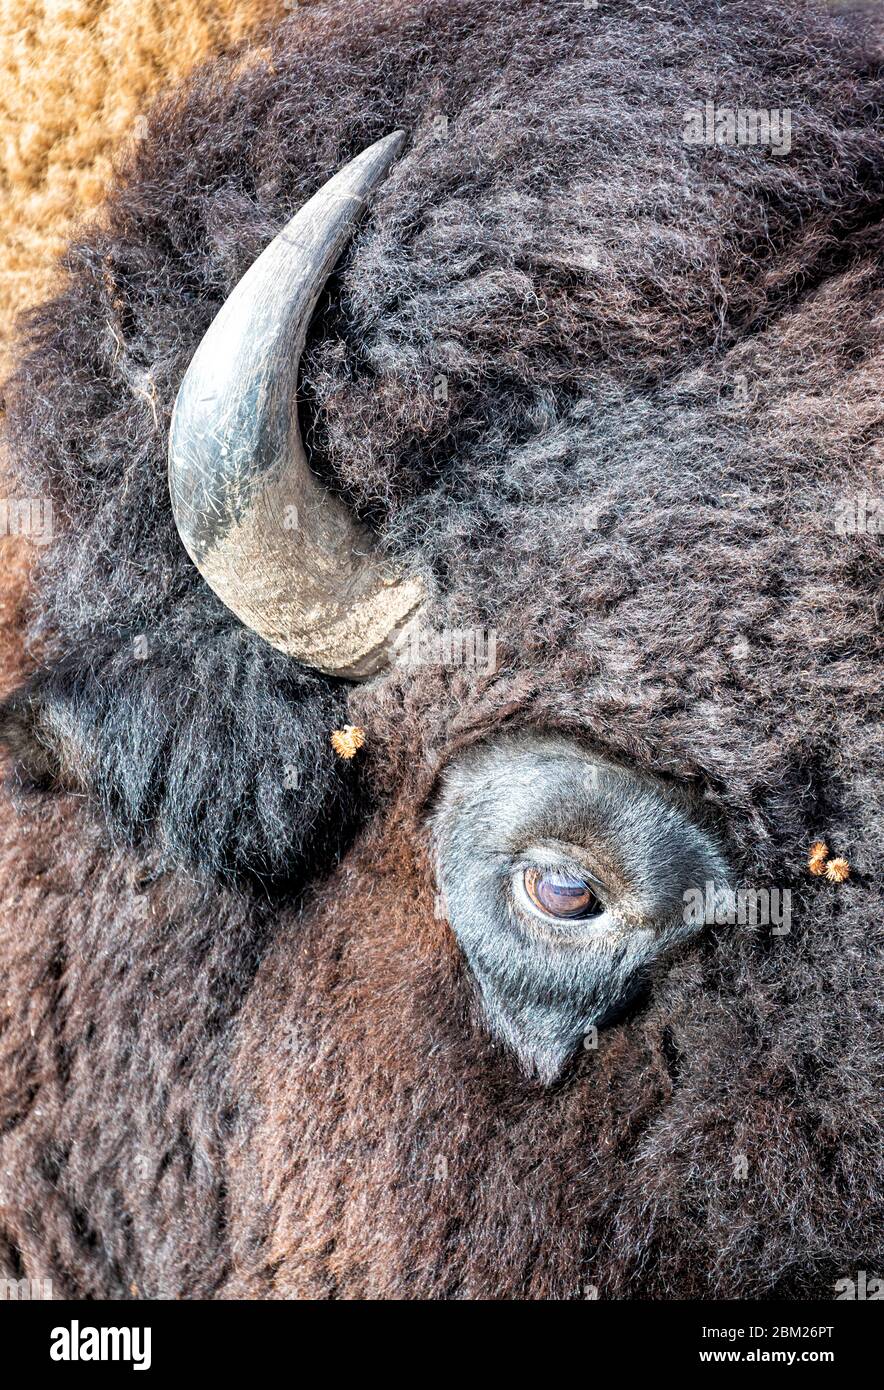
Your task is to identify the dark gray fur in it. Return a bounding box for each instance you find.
[0,0,881,1300]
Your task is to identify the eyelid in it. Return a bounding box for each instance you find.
[512,842,609,898]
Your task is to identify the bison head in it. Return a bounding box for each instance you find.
[0,0,881,1299]
[161,130,733,1083]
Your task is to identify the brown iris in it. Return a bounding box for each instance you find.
[523,867,600,920]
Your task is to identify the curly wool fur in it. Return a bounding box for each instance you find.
[0,0,284,375]
[2,620,359,883]
[1,0,883,1298]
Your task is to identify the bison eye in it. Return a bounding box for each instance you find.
[522,866,601,920]
[432,733,732,1083]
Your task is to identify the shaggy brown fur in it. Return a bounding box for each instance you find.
[0,0,285,375]
[1,0,883,1298]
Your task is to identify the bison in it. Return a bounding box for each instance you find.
[0,0,882,1300]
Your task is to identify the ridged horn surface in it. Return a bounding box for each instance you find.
[168,131,424,679]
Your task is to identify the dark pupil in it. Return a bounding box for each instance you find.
[526,868,598,919]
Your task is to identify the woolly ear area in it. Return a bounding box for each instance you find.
[0,628,363,884]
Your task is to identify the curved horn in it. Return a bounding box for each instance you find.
[168,132,424,679]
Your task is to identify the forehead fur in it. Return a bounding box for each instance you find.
[1,0,882,885]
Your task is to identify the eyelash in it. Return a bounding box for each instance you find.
[514,863,604,923]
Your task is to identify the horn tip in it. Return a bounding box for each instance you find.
[376,128,407,163]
